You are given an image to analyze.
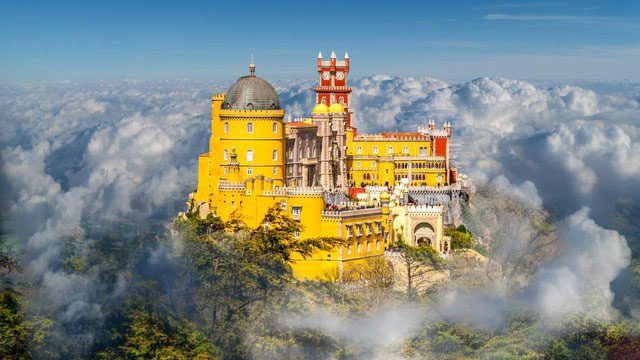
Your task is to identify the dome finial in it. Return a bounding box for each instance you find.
[249,52,255,76]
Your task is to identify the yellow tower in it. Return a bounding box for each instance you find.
[195,63,286,215]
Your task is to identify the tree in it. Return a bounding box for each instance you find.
[463,186,561,287]
[249,204,348,264]
[170,203,350,358]
[0,251,28,359]
[342,257,395,289]
[389,241,444,300]
[444,225,475,250]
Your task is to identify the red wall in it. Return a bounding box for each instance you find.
[434,138,448,156]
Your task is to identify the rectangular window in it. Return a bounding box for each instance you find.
[372,146,378,154]
[347,246,352,255]
[376,240,380,251]
[387,146,393,154]
[419,146,427,156]
[357,146,362,154]
[294,230,300,239]
[273,167,278,174]
[403,146,409,154]
[356,161,361,168]
[224,167,228,174]
[292,206,301,220]
[246,167,253,175]
[371,161,376,168]
[357,242,361,253]
[366,242,371,252]
[347,227,353,238]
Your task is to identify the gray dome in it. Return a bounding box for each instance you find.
[222,67,280,110]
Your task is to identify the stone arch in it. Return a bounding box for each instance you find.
[414,222,435,247]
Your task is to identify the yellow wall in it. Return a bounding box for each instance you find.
[345,137,447,187]
[291,210,391,280]
[347,138,431,157]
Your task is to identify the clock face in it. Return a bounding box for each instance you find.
[322,71,330,80]
[336,71,344,80]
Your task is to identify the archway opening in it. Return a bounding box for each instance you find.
[414,222,435,248]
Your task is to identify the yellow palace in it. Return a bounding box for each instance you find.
[192,53,465,279]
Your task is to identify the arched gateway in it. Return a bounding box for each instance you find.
[414,222,435,247]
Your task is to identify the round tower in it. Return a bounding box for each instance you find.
[212,63,286,190]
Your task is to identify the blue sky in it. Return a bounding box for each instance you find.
[1,0,638,81]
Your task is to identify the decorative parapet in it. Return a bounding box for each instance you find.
[313,85,352,92]
[321,207,382,219]
[212,93,226,101]
[354,133,429,141]
[218,108,285,120]
[393,155,446,162]
[407,183,462,192]
[261,186,324,197]
[407,204,445,216]
[218,181,245,190]
[365,186,389,193]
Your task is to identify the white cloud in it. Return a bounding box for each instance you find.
[532,208,631,320]
[489,175,543,208]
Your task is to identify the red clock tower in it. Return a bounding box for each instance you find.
[315,51,353,127]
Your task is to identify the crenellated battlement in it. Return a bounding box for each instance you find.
[354,133,430,141]
[407,204,445,216]
[212,93,226,101]
[321,207,382,219]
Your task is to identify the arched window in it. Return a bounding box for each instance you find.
[246,149,254,162]
[387,146,393,154]
[357,146,362,154]
[272,149,278,161]
[281,200,287,210]
[272,122,278,133]
[224,122,229,133]
[247,122,253,133]
[437,174,443,184]
[272,167,278,175]
[403,146,409,154]
[223,149,228,161]
[372,146,378,154]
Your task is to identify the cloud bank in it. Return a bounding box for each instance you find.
[1,75,638,354]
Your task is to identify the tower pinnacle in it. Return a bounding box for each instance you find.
[249,52,255,76]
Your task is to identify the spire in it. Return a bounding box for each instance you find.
[249,52,255,76]
[318,51,323,58]
[330,50,336,58]
[344,51,349,59]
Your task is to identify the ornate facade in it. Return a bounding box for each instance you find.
[192,53,466,279]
